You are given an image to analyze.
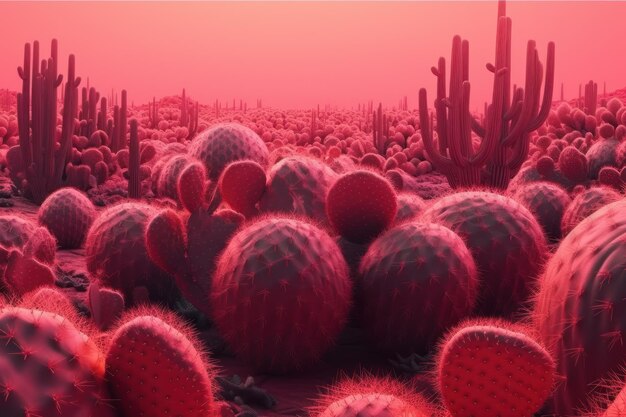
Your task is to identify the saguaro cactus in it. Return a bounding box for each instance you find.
[16,39,81,204]
[419,0,555,189]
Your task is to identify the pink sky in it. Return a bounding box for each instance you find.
[1,1,624,110]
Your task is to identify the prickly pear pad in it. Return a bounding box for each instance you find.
[0,307,115,417]
[437,321,555,417]
[105,309,215,417]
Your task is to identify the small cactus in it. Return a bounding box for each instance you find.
[436,319,555,417]
[105,307,216,417]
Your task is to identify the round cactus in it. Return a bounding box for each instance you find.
[533,199,626,416]
[598,166,623,189]
[309,375,433,417]
[0,307,115,417]
[80,148,104,171]
[327,170,397,244]
[394,193,426,224]
[38,187,96,249]
[85,203,177,305]
[421,191,548,317]
[188,123,269,180]
[586,137,620,179]
[21,226,56,266]
[106,307,216,417]
[513,181,572,242]
[561,186,622,236]
[211,217,352,373]
[156,154,194,202]
[259,156,338,223]
[558,146,589,183]
[0,215,38,286]
[536,155,556,177]
[358,222,478,354]
[19,287,80,323]
[0,214,37,250]
[436,319,555,417]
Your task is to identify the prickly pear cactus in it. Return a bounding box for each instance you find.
[105,308,216,417]
[259,156,338,223]
[0,307,115,417]
[437,319,555,417]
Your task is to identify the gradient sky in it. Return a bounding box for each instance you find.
[1,1,624,110]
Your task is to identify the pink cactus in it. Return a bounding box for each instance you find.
[259,156,338,222]
[87,282,125,331]
[85,202,177,305]
[327,170,397,244]
[146,208,244,316]
[513,181,572,242]
[436,319,555,417]
[188,122,269,180]
[358,222,478,353]
[177,161,207,213]
[38,187,96,249]
[422,191,548,317]
[0,307,115,417]
[211,216,352,372]
[309,374,434,417]
[561,186,621,236]
[533,198,626,416]
[106,307,216,417]
[219,160,267,217]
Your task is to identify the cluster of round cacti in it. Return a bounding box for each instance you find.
[3,34,626,417]
[518,95,626,193]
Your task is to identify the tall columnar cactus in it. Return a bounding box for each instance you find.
[128,119,140,199]
[582,80,598,115]
[419,0,555,189]
[372,103,390,155]
[16,40,81,203]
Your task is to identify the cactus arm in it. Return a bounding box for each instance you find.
[128,119,141,199]
[471,117,485,138]
[502,41,538,147]
[53,55,79,190]
[508,132,530,173]
[470,68,507,166]
[527,41,555,131]
[432,57,449,154]
[504,87,523,121]
[419,88,455,172]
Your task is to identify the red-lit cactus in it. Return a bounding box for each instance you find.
[16,40,81,203]
[419,0,555,189]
